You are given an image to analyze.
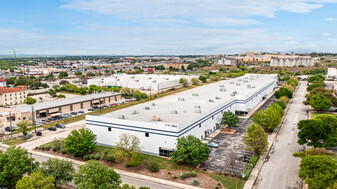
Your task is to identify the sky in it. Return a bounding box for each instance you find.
[0,0,337,55]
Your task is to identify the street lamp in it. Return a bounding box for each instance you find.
[28,152,33,171]
[235,160,238,189]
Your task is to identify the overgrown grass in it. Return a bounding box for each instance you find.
[208,173,245,189]
[326,154,337,162]
[2,138,27,146]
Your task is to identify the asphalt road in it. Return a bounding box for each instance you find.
[256,81,308,189]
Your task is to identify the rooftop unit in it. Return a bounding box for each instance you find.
[145,106,150,110]
[170,110,178,114]
[192,93,199,96]
[178,97,185,101]
[194,110,201,114]
[152,116,161,121]
[194,105,201,109]
[118,115,125,119]
[131,110,139,114]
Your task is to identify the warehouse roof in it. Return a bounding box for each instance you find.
[15,92,120,112]
[103,74,277,125]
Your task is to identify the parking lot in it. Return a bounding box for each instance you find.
[200,96,277,174]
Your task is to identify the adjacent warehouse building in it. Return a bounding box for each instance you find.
[12,92,121,120]
[87,74,197,91]
[86,74,277,156]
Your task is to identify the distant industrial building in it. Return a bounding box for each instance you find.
[215,58,238,66]
[87,74,197,91]
[327,68,337,79]
[0,78,6,87]
[270,57,316,67]
[86,74,277,156]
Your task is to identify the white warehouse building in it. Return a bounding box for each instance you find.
[86,74,277,156]
[87,74,198,91]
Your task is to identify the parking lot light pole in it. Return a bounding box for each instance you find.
[9,111,12,139]
[235,160,238,189]
[28,152,33,171]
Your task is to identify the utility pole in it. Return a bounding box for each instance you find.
[13,50,16,67]
[31,105,36,133]
[9,111,12,139]
[157,84,159,98]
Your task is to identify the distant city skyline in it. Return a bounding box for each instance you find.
[0,0,337,55]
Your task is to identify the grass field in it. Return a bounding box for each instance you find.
[2,138,27,146]
[311,112,337,119]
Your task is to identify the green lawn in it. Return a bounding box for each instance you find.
[2,138,27,146]
[208,174,245,189]
[311,112,336,119]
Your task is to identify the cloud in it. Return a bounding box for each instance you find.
[328,38,337,41]
[322,32,331,36]
[286,41,299,45]
[60,0,331,21]
[326,17,337,21]
[199,17,258,26]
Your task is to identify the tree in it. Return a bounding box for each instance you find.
[39,97,43,101]
[0,146,38,188]
[190,78,199,85]
[269,103,284,117]
[42,83,49,89]
[299,155,337,189]
[198,75,207,83]
[244,124,269,154]
[58,72,68,79]
[86,72,96,77]
[179,78,188,87]
[132,90,147,100]
[187,64,193,70]
[304,87,337,107]
[209,75,219,81]
[253,106,282,132]
[308,75,324,83]
[307,81,326,92]
[297,115,337,148]
[48,89,56,97]
[221,111,239,130]
[57,94,66,98]
[16,120,34,136]
[75,71,82,77]
[16,171,55,189]
[39,159,75,187]
[64,128,97,157]
[73,160,121,189]
[278,96,289,104]
[171,135,209,166]
[24,97,37,105]
[115,134,141,161]
[274,87,293,99]
[59,80,69,85]
[310,94,331,111]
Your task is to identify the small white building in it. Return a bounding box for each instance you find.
[86,74,277,156]
[0,78,6,87]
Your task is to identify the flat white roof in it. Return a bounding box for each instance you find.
[102,74,277,125]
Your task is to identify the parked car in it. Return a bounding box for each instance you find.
[78,110,84,114]
[55,124,66,129]
[237,155,250,162]
[47,127,57,131]
[46,119,51,122]
[71,112,78,115]
[5,126,17,132]
[88,108,95,111]
[110,103,118,106]
[207,142,219,148]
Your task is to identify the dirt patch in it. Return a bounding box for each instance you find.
[34,149,219,188]
[221,129,236,134]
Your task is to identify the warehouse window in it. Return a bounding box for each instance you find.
[108,127,111,131]
[199,124,201,128]
[201,135,203,139]
[159,147,173,157]
[145,133,149,137]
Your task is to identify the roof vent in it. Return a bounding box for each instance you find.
[220,88,226,92]
[238,79,242,81]
[243,80,248,83]
[236,83,240,86]
[194,105,201,109]
[230,81,234,84]
[152,80,156,83]
[152,116,161,121]
[145,106,150,110]
[219,84,225,87]
[134,79,139,82]
[244,77,248,79]
[250,78,254,80]
[209,99,214,102]
[215,97,221,100]
[192,93,198,96]
[148,77,152,79]
[178,97,185,101]
[230,92,235,96]
[151,103,156,106]
[116,79,120,81]
[247,84,251,88]
[194,110,201,114]
[252,86,256,88]
[233,91,238,94]
[131,110,139,114]
[118,115,125,119]
[171,110,178,114]
[131,76,135,79]
[164,78,169,80]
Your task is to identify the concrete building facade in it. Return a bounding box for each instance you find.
[270,57,315,67]
[0,87,28,106]
[86,74,277,156]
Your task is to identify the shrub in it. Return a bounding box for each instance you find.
[89,154,95,160]
[36,131,42,136]
[249,156,259,165]
[105,155,115,163]
[52,146,58,152]
[179,172,185,180]
[146,160,160,173]
[40,146,45,151]
[215,186,220,189]
[173,176,177,179]
[203,168,207,171]
[168,172,171,175]
[192,180,199,186]
[125,153,142,168]
[191,170,197,177]
[23,134,32,140]
[94,153,101,160]
[83,154,90,161]
[185,171,191,178]
[44,145,51,151]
